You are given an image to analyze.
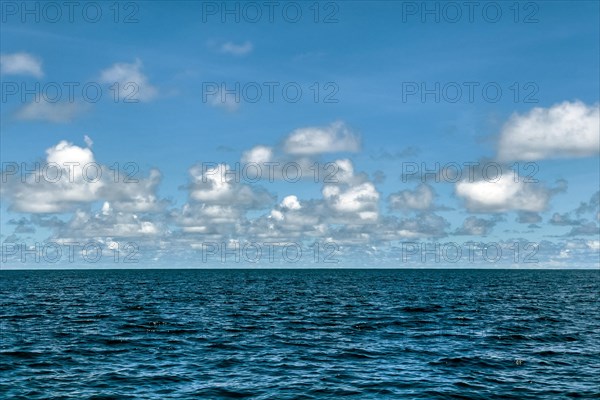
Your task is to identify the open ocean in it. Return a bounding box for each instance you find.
[1,269,599,399]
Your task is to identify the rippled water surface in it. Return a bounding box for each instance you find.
[1,269,599,399]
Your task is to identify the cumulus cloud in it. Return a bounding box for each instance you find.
[100,169,167,213]
[54,204,164,239]
[173,203,245,236]
[455,174,554,213]
[1,138,166,213]
[241,146,273,164]
[248,196,325,240]
[376,213,449,240]
[0,52,43,77]
[454,216,498,236]
[283,121,360,155]
[549,212,583,226]
[187,163,274,208]
[280,195,302,211]
[99,59,158,102]
[322,159,380,223]
[497,101,600,161]
[1,140,101,213]
[388,184,434,211]
[16,101,85,123]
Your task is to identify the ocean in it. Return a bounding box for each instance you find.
[1,269,599,399]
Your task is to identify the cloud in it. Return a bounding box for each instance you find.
[1,140,101,212]
[53,205,165,239]
[99,59,158,102]
[219,41,253,56]
[0,52,43,77]
[454,216,498,236]
[370,146,420,160]
[1,138,166,213]
[455,174,554,213]
[247,196,325,240]
[322,159,380,223]
[283,121,360,155]
[388,184,435,211]
[241,146,273,164]
[280,195,302,211]
[372,170,386,184]
[549,212,583,226]
[516,211,542,224]
[7,218,36,234]
[565,222,600,237]
[575,191,599,217]
[187,163,274,208]
[174,203,245,235]
[99,169,167,213]
[497,101,600,161]
[376,213,449,239]
[206,86,240,112]
[15,101,85,123]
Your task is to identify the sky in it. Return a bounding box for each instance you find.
[0,0,599,268]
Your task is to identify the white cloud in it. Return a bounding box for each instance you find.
[389,184,434,211]
[175,203,244,235]
[100,169,166,213]
[497,101,600,161]
[16,101,85,123]
[188,163,273,208]
[456,174,551,212]
[283,121,360,155]
[249,197,324,240]
[322,159,379,222]
[1,138,166,213]
[241,146,273,164]
[57,205,163,239]
[99,59,158,102]
[0,52,43,77]
[2,140,102,213]
[324,183,378,215]
[280,195,301,210]
[587,240,600,251]
[220,41,253,56]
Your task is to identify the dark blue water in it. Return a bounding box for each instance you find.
[1,269,599,399]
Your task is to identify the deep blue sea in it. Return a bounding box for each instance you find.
[1,269,599,399]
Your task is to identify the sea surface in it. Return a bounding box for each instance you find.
[1,269,599,399]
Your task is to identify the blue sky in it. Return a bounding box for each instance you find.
[1,1,599,268]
